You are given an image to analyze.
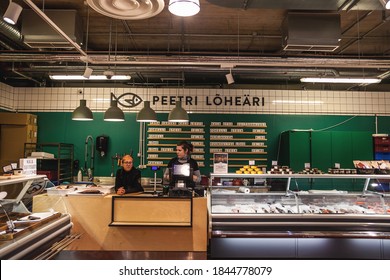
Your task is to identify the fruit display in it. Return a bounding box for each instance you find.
[235,165,264,174]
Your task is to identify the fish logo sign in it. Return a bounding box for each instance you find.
[111,92,143,108]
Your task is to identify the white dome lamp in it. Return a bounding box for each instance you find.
[168,0,200,17]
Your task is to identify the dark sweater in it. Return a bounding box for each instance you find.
[114,167,143,193]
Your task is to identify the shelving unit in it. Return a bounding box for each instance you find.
[146,121,268,173]
[146,121,205,168]
[209,122,267,171]
[373,135,390,160]
[24,143,74,185]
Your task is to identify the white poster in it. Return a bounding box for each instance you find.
[213,153,228,174]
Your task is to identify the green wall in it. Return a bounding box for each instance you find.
[35,112,390,178]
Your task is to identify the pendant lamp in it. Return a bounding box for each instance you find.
[136,101,157,122]
[72,99,93,121]
[168,101,189,122]
[3,2,23,25]
[168,0,200,17]
[104,100,125,122]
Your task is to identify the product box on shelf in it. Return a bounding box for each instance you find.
[19,158,37,175]
[0,112,37,125]
[30,152,55,159]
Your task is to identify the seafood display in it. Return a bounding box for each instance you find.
[211,202,379,214]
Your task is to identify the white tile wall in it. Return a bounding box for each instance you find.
[0,83,14,110]
[1,83,389,116]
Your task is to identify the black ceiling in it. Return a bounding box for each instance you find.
[1,0,390,91]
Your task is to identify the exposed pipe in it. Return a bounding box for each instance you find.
[138,122,145,168]
[0,19,26,49]
[337,10,386,54]
[11,63,42,85]
[375,114,378,134]
[84,135,94,181]
[1,52,389,68]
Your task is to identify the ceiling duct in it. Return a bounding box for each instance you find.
[282,12,341,52]
[21,9,83,49]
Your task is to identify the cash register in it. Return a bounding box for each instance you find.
[169,163,193,197]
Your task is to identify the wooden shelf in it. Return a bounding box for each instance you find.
[148,157,205,160]
[210,157,267,161]
[210,145,267,148]
[210,131,267,135]
[148,130,205,134]
[208,152,267,155]
[210,125,267,128]
[210,138,267,141]
[210,164,267,168]
[146,164,206,167]
[148,137,205,140]
[148,143,205,147]
[148,123,205,127]
[147,150,204,154]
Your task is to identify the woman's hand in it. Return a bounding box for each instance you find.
[116,187,126,195]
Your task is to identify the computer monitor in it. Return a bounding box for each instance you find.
[172,163,191,177]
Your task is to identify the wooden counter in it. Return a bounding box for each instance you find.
[32,193,208,252]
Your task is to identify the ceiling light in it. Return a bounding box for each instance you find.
[49,75,131,80]
[83,67,93,79]
[168,101,189,122]
[225,73,234,84]
[168,0,200,17]
[300,77,382,84]
[72,99,93,121]
[104,100,125,122]
[3,1,23,25]
[380,0,390,9]
[136,101,157,122]
[225,69,235,84]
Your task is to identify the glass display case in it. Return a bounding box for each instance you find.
[208,173,390,259]
[0,175,72,259]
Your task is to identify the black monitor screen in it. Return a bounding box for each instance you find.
[173,163,191,177]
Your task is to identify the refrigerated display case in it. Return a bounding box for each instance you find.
[0,175,72,259]
[208,173,390,259]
